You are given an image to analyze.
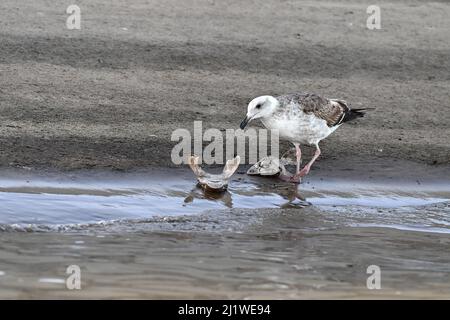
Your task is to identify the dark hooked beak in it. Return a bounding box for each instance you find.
[240,116,250,129]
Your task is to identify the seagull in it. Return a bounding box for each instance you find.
[240,92,368,182]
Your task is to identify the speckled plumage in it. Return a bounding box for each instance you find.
[261,92,359,146]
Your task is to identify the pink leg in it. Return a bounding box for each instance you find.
[296,145,321,178]
[294,143,302,174]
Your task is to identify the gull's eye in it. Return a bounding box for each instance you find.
[255,104,262,109]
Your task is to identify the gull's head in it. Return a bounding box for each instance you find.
[240,95,279,129]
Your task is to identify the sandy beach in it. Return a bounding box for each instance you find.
[0,0,449,300]
[0,0,449,170]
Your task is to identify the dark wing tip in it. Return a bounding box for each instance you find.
[339,108,367,125]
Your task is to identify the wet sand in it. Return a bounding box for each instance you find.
[0,0,450,299]
[0,225,449,299]
[1,205,450,299]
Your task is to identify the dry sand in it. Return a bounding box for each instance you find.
[0,0,449,170]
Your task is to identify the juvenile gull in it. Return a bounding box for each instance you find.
[240,92,367,182]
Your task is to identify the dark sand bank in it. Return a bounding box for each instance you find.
[0,0,449,170]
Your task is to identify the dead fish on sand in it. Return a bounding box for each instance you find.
[188,155,240,192]
[247,156,284,176]
[247,148,297,178]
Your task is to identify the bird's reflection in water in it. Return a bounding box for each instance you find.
[183,177,310,209]
[249,177,310,208]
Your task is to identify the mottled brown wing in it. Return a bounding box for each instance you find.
[299,94,348,127]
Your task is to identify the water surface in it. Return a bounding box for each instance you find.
[0,164,449,298]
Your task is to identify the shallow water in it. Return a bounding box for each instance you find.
[0,164,450,298]
[0,168,449,231]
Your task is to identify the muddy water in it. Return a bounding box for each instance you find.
[0,163,450,298]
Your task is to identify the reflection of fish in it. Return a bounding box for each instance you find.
[183,188,233,208]
[188,155,240,192]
